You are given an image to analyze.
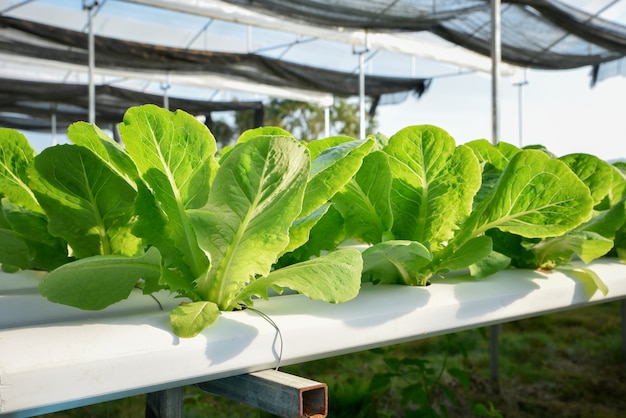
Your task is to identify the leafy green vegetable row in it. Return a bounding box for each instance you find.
[1,104,625,337]
[295,126,626,294]
[0,104,372,337]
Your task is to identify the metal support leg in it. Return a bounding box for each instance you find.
[489,323,501,393]
[197,369,328,418]
[145,387,183,418]
[621,299,626,361]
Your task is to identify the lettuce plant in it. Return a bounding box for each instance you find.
[324,125,602,290]
[0,104,370,337]
[609,162,626,259]
[0,129,72,271]
[481,149,626,294]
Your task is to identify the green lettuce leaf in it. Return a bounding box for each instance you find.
[170,301,221,338]
[465,139,520,172]
[465,139,521,208]
[306,135,353,160]
[28,144,142,258]
[0,128,40,213]
[607,164,626,207]
[236,248,362,306]
[120,104,216,294]
[556,263,609,296]
[468,251,511,279]
[384,125,482,250]
[560,153,614,206]
[220,126,294,161]
[364,143,595,285]
[0,129,71,271]
[282,136,375,256]
[67,121,140,189]
[439,235,494,272]
[1,198,71,270]
[39,247,161,310]
[274,136,373,261]
[478,150,619,295]
[303,137,374,217]
[278,205,347,266]
[188,135,310,310]
[532,231,614,268]
[332,151,394,244]
[465,149,593,239]
[0,228,30,271]
[361,240,432,285]
[120,104,218,210]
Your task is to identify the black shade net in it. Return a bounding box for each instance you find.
[219,0,626,70]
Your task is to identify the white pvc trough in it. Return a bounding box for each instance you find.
[1,259,626,417]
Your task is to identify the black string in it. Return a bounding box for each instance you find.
[149,293,164,311]
[245,306,284,370]
[134,284,164,311]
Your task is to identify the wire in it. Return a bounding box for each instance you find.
[245,306,284,370]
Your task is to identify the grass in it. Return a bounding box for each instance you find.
[36,300,625,417]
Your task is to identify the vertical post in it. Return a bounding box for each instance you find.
[83,0,97,124]
[51,106,57,146]
[163,90,169,111]
[358,50,366,139]
[254,106,265,128]
[516,81,523,147]
[162,73,171,110]
[112,123,122,143]
[622,299,626,361]
[513,70,528,147]
[490,0,501,144]
[247,25,253,52]
[324,106,330,138]
[145,387,183,418]
[489,323,501,393]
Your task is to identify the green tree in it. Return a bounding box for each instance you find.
[206,119,235,149]
[232,98,378,142]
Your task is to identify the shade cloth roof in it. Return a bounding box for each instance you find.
[214,0,626,70]
[1,0,626,134]
[0,16,431,99]
[0,5,432,131]
[0,77,264,131]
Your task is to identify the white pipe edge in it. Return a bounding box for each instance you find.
[1,258,625,416]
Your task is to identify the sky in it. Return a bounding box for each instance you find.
[376,65,626,162]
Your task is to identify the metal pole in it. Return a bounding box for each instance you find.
[324,106,330,138]
[517,82,523,146]
[489,323,501,393]
[489,0,502,391]
[197,369,328,418]
[513,70,528,147]
[622,299,626,361]
[145,387,183,418]
[162,73,171,110]
[51,107,57,146]
[358,50,365,139]
[490,0,501,144]
[83,0,97,124]
[247,25,252,52]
